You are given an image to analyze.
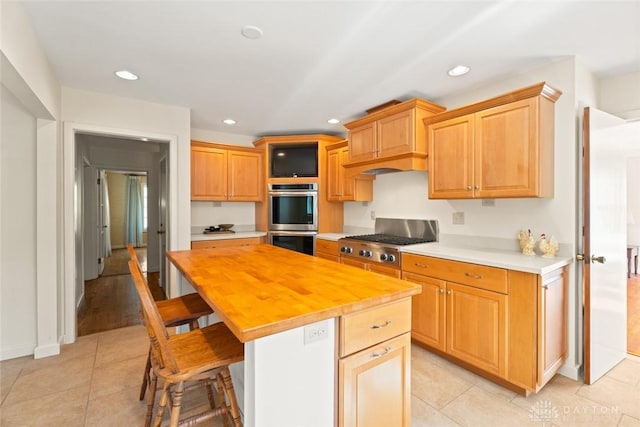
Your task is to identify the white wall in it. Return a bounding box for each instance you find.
[345,57,583,379]
[189,129,259,232]
[0,85,38,359]
[599,71,640,120]
[1,1,61,359]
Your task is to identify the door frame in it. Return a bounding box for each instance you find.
[63,122,177,344]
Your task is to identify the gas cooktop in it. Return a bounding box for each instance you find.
[338,219,439,268]
[345,234,435,246]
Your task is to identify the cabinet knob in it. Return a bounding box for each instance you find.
[446,290,452,295]
[474,185,479,190]
[439,288,444,294]
[466,185,472,190]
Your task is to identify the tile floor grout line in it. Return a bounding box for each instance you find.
[81,333,101,426]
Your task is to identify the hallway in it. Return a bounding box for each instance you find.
[77,247,162,337]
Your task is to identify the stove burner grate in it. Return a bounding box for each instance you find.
[346,234,434,246]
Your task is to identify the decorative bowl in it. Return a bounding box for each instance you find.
[218,223,234,230]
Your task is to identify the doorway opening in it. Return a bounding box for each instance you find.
[74,133,169,337]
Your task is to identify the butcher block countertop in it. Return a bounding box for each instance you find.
[167,244,421,342]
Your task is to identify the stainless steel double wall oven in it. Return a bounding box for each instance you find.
[268,183,318,255]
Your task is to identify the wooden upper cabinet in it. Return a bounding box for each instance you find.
[348,122,377,163]
[191,141,262,201]
[326,141,373,202]
[426,82,561,199]
[345,99,445,167]
[227,150,262,201]
[191,145,227,200]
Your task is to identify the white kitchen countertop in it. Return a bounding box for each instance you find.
[316,233,351,241]
[191,231,267,242]
[400,243,573,275]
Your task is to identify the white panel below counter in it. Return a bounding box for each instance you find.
[400,243,573,275]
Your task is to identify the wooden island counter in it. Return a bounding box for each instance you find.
[167,244,421,427]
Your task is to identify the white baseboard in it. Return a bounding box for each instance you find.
[0,343,35,361]
[34,341,61,359]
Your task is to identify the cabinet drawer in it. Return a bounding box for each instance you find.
[340,298,411,357]
[316,239,339,256]
[191,237,262,249]
[402,254,508,294]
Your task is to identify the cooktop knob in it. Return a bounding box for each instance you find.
[345,247,353,254]
[380,253,388,261]
[388,254,396,262]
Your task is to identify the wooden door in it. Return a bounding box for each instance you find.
[403,272,446,351]
[191,146,226,200]
[227,150,262,201]
[427,114,474,199]
[582,106,630,384]
[327,147,342,201]
[339,333,411,427]
[446,282,507,377]
[474,98,539,198]
[377,110,414,158]
[348,122,377,163]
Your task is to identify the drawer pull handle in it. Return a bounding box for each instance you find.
[370,320,392,329]
[414,263,428,268]
[464,272,482,279]
[371,346,391,358]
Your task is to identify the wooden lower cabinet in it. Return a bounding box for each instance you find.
[338,299,412,427]
[315,238,339,262]
[446,282,507,377]
[191,237,263,249]
[339,333,411,427]
[402,253,568,394]
[340,257,401,278]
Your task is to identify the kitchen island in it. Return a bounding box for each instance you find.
[167,244,421,427]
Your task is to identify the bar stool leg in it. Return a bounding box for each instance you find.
[153,382,171,427]
[220,368,243,427]
[140,349,152,400]
[169,382,185,427]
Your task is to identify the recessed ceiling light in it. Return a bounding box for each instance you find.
[447,65,470,77]
[141,137,149,142]
[241,25,263,40]
[223,119,237,125]
[327,118,340,124]
[114,70,139,81]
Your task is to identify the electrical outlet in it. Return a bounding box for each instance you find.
[304,320,328,345]
[370,211,376,220]
[452,211,465,225]
[481,199,495,207]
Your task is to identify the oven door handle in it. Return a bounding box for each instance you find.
[269,231,318,236]
[269,191,317,196]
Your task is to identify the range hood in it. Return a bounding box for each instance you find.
[343,152,428,176]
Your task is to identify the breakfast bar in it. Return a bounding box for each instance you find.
[167,244,421,427]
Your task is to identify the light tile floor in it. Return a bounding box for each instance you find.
[2,325,640,426]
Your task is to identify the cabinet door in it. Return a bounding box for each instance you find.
[348,123,377,163]
[227,150,262,201]
[427,115,474,199]
[538,269,567,385]
[474,98,539,198]
[316,238,339,262]
[339,333,411,427]
[446,282,507,377]
[402,272,446,351]
[191,237,262,249]
[377,110,415,158]
[327,147,343,201]
[191,146,227,200]
[340,257,367,270]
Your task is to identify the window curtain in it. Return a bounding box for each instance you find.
[100,170,112,257]
[125,175,144,247]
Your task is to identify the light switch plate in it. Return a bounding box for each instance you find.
[452,211,465,225]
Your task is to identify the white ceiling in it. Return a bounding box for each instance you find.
[22,1,640,137]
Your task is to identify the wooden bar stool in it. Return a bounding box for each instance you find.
[126,245,213,406]
[129,260,244,427]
